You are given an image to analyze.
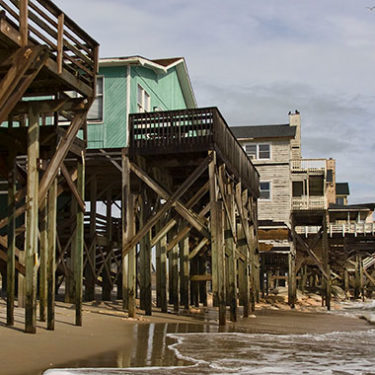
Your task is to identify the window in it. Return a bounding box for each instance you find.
[327,169,333,183]
[137,84,151,113]
[336,197,344,205]
[244,144,256,159]
[243,143,271,160]
[258,144,270,159]
[88,76,104,121]
[259,182,271,200]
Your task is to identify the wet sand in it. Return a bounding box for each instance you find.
[0,299,372,375]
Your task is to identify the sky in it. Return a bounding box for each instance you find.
[55,0,375,204]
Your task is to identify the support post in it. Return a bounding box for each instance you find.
[159,234,168,313]
[179,235,189,310]
[288,218,297,308]
[238,223,249,317]
[74,157,84,326]
[172,240,179,313]
[39,194,48,322]
[225,182,237,322]
[322,214,330,310]
[122,153,136,317]
[85,176,97,301]
[25,108,39,334]
[102,189,113,301]
[47,178,57,330]
[6,152,16,326]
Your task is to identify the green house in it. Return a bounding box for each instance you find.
[86,56,197,149]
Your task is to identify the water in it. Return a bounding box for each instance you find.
[45,303,375,375]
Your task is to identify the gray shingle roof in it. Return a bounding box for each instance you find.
[230,124,296,139]
[336,182,350,195]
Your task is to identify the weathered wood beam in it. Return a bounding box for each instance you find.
[74,157,85,326]
[130,159,210,239]
[61,164,86,212]
[38,111,87,204]
[47,178,57,330]
[6,152,16,326]
[25,107,39,334]
[123,157,211,257]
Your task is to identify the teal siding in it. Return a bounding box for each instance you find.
[87,66,127,149]
[87,63,189,149]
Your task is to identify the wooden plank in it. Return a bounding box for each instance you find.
[189,238,209,260]
[47,178,57,330]
[190,274,212,282]
[61,164,86,212]
[74,158,84,326]
[20,0,29,47]
[25,107,39,334]
[57,12,64,74]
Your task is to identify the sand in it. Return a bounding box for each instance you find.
[0,297,372,375]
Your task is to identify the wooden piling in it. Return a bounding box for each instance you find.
[179,236,189,310]
[122,153,136,317]
[74,158,84,326]
[237,223,249,318]
[159,234,168,312]
[39,195,48,322]
[25,108,39,334]
[6,152,16,326]
[322,214,330,310]
[102,189,113,301]
[47,178,57,330]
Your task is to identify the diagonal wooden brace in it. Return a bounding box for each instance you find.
[130,158,211,239]
[123,157,211,256]
[38,111,87,204]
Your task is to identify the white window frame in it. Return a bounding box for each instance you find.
[259,181,272,201]
[87,75,104,123]
[243,143,271,160]
[137,84,151,113]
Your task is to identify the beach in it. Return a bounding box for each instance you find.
[0,296,374,375]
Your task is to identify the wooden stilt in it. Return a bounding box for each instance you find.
[18,250,25,308]
[208,151,218,307]
[139,194,152,316]
[102,189,113,301]
[225,183,237,322]
[288,219,297,308]
[216,200,226,325]
[74,158,84,326]
[159,234,168,313]
[6,152,16,326]
[85,176,97,301]
[238,223,249,318]
[322,214,330,310]
[47,178,57,330]
[344,268,349,298]
[172,240,179,313]
[39,194,48,322]
[25,108,39,334]
[179,235,189,310]
[156,223,162,308]
[122,153,136,317]
[65,198,76,303]
[199,257,208,306]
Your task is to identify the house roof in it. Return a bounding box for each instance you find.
[98,55,197,108]
[336,182,350,196]
[230,124,296,140]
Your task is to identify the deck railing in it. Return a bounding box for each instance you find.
[291,158,326,172]
[292,196,326,210]
[129,107,259,196]
[296,222,375,237]
[0,0,99,90]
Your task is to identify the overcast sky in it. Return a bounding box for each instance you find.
[56,0,375,204]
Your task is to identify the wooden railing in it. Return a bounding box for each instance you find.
[0,0,99,90]
[129,107,259,196]
[292,196,326,210]
[296,222,375,237]
[291,158,326,172]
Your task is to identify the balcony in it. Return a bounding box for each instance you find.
[292,196,326,210]
[291,159,326,173]
[128,107,259,196]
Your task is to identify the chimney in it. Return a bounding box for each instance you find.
[289,110,301,160]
